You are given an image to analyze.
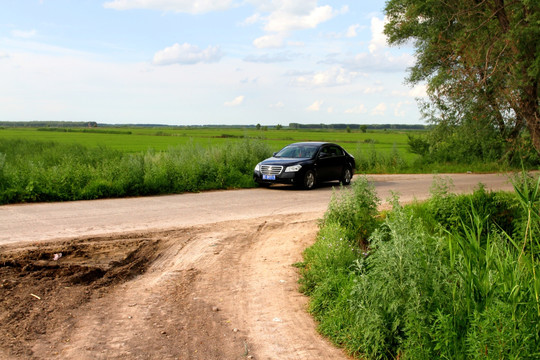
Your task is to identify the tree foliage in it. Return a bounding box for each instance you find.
[385,0,540,158]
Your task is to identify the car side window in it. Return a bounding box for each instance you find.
[331,146,343,156]
[322,146,342,157]
[319,147,330,156]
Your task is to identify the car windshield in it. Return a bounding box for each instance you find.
[275,145,318,158]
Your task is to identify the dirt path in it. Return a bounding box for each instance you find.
[1,214,344,360]
[0,174,515,359]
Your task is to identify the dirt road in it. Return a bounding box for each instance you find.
[0,174,514,359]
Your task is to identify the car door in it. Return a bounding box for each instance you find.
[326,145,346,180]
[315,145,333,180]
[316,145,344,181]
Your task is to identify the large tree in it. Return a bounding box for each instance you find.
[384,0,540,156]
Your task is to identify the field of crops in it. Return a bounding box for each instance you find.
[0,126,419,160]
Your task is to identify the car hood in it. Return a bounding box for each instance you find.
[260,157,311,166]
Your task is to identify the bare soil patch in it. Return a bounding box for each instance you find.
[0,236,160,358]
[0,214,347,360]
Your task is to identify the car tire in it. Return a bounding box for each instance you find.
[302,170,317,190]
[341,167,353,186]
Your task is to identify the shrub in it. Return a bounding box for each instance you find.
[407,134,429,156]
[424,176,519,236]
[300,175,540,359]
[320,176,380,244]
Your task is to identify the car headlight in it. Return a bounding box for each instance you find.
[285,164,302,172]
[254,163,260,172]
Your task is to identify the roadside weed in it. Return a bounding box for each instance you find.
[299,174,540,359]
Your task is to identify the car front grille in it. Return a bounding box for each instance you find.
[261,165,283,175]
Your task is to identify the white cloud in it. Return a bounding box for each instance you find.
[152,43,223,65]
[409,84,428,97]
[0,52,9,59]
[363,86,384,94]
[253,34,285,49]
[343,52,415,73]
[345,104,367,114]
[240,76,258,84]
[293,67,359,87]
[224,95,244,107]
[286,40,304,47]
[241,13,261,26]
[306,100,323,112]
[270,101,285,108]
[371,103,387,116]
[264,5,337,33]
[103,0,233,14]
[246,1,347,49]
[368,16,388,54]
[244,51,294,63]
[248,0,321,15]
[346,24,360,38]
[11,29,37,39]
[393,101,411,117]
[319,16,413,73]
[392,84,428,98]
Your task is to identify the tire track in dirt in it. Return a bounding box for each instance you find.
[189,213,347,359]
[1,214,348,359]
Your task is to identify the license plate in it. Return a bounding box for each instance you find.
[262,175,276,180]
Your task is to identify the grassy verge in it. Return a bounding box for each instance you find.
[298,174,540,359]
[0,138,272,204]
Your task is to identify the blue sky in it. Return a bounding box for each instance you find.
[0,0,426,126]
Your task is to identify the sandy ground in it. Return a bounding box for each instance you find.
[0,173,515,359]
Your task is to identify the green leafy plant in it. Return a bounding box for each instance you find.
[320,176,380,245]
[300,174,540,359]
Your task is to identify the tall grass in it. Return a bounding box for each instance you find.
[0,138,272,204]
[352,144,409,173]
[298,174,540,359]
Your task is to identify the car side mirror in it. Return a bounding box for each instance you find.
[319,152,330,158]
[273,152,278,156]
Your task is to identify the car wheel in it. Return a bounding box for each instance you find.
[302,170,316,190]
[341,167,352,186]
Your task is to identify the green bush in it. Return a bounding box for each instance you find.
[320,176,380,244]
[299,175,540,359]
[424,176,520,236]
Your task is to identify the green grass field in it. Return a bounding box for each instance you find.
[0,126,420,161]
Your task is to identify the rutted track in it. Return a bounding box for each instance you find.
[0,174,514,359]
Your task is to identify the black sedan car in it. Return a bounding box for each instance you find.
[253,142,355,189]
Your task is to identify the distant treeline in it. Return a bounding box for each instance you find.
[0,121,98,128]
[288,123,428,130]
[0,121,427,130]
